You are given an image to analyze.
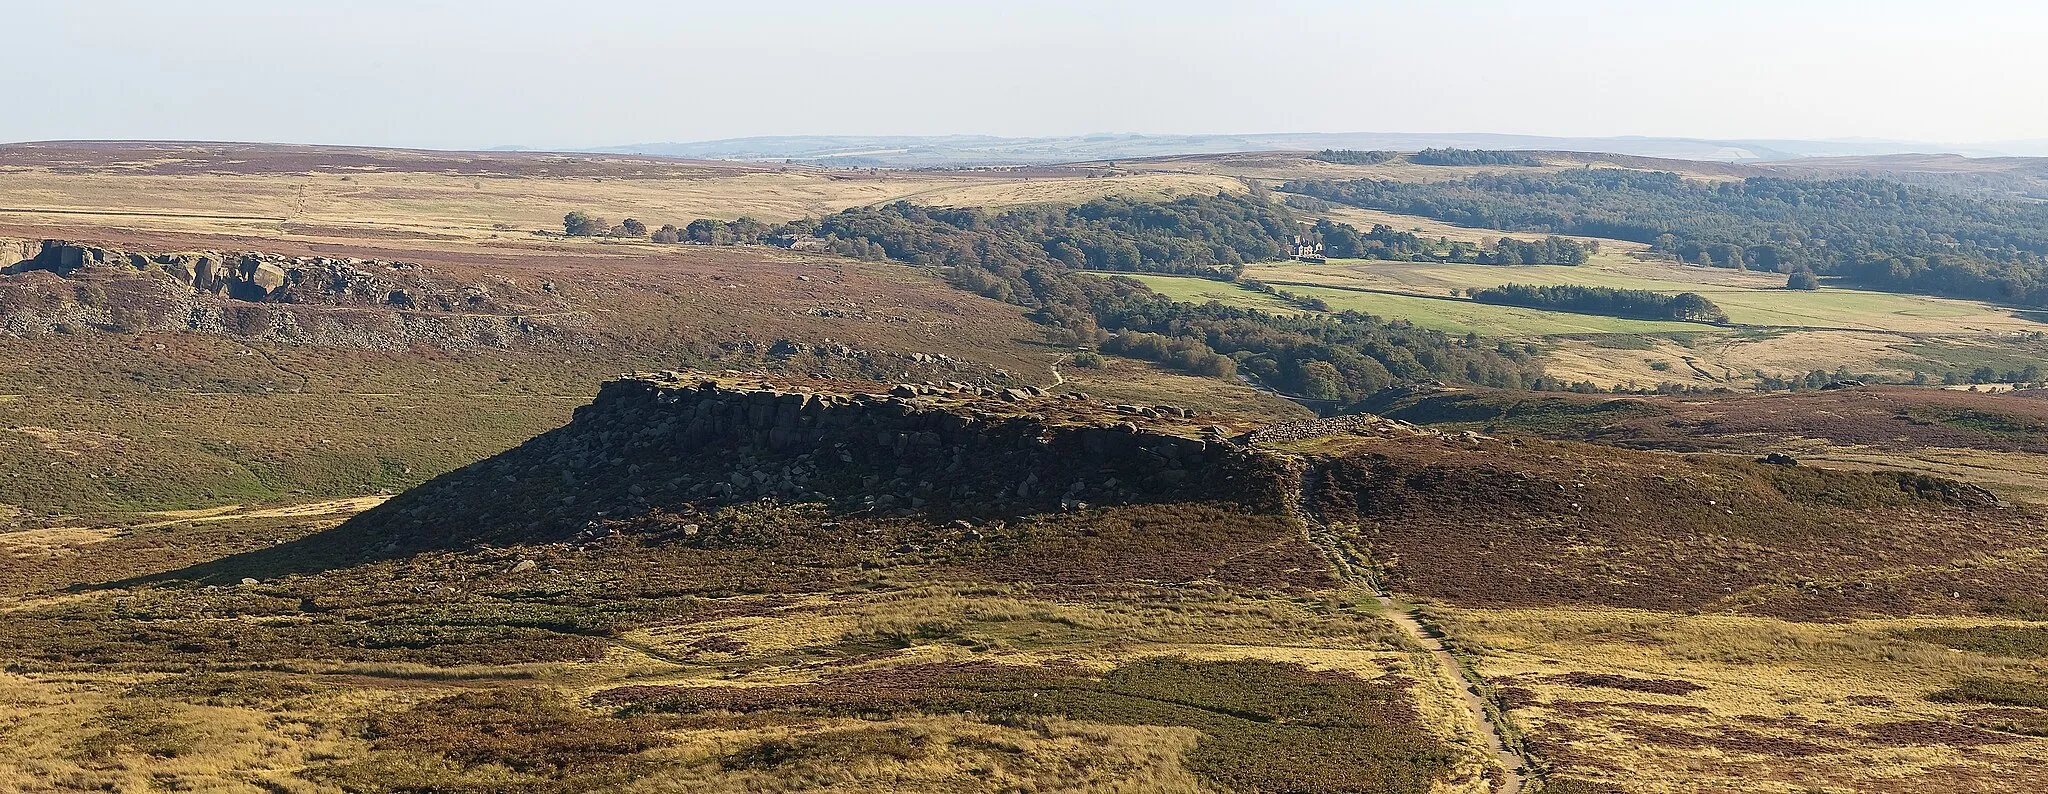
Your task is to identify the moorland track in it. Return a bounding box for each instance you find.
[1293,460,1531,794]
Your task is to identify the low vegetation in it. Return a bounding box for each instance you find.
[603,657,1459,794]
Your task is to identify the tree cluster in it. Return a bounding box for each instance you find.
[1307,219,1587,265]
[1282,169,2048,307]
[1308,149,1398,165]
[1409,148,1544,167]
[1467,284,1729,323]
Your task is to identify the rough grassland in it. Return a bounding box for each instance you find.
[1436,606,2048,793]
[0,489,1498,794]
[0,153,1242,244]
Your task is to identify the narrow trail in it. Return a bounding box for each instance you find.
[1375,593,1529,794]
[1295,461,1531,794]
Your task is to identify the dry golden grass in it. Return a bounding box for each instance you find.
[0,670,384,793]
[630,714,1212,794]
[0,167,1243,245]
[1795,445,2048,506]
[1431,605,2048,793]
[1537,330,1922,388]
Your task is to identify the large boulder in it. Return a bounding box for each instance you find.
[245,261,289,297]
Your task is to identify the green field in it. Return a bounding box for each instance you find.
[1125,273,1711,336]
[1244,259,2045,334]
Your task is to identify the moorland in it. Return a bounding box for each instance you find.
[3,142,2048,793]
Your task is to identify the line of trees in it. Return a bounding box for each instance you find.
[1308,219,1588,265]
[567,198,1588,269]
[1309,149,1398,165]
[1281,169,2048,307]
[1467,284,1729,323]
[1409,148,1543,167]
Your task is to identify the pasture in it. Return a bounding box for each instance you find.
[1122,272,1713,336]
[1245,258,2046,334]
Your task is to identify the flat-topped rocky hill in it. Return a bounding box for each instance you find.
[316,370,2041,621]
[345,372,1305,550]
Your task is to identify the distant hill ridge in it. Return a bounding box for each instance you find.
[592,132,2048,167]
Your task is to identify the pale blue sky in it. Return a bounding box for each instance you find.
[4,0,2042,149]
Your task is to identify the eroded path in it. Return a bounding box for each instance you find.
[1295,461,1530,794]
[1375,592,1528,794]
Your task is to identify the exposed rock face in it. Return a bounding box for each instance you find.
[0,240,584,349]
[344,372,1289,549]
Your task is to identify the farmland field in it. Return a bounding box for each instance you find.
[1124,273,1711,335]
[1246,258,2043,333]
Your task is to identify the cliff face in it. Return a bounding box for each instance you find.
[343,373,1294,549]
[0,240,584,349]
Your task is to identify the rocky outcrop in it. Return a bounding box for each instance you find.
[1248,414,1444,445]
[342,372,1289,549]
[0,239,584,349]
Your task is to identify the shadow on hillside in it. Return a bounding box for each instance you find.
[84,521,424,590]
[83,457,528,590]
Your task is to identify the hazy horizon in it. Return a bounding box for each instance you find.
[6,0,2044,150]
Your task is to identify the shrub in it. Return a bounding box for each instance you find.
[562,211,607,237]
